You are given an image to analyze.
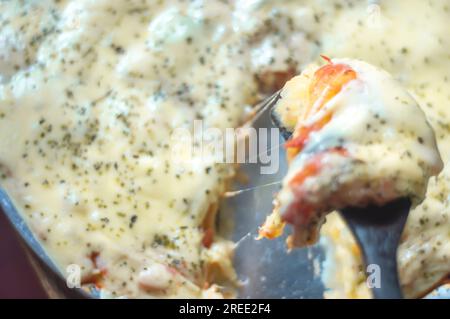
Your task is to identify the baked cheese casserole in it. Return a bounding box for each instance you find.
[0,0,449,298]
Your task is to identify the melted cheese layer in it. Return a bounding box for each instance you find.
[0,0,318,298]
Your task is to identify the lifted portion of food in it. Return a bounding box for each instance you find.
[259,58,443,248]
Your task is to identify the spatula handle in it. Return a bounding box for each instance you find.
[340,198,411,299]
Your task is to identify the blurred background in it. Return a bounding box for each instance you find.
[0,212,46,298]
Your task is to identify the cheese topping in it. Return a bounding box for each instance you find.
[0,0,319,298]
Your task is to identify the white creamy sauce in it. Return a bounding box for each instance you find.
[0,0,318,298]
[0,0,449,298]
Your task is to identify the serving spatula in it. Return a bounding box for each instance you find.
[259,91,410,299]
